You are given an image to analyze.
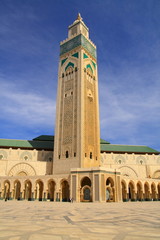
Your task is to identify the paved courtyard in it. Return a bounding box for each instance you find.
[0,201,159,240]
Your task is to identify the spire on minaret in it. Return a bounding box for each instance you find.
[77,13,82,21]
[68,13,89,38]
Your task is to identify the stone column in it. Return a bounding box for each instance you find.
[46,189,49,200]
[56,192,60,201]
[22,190,25,200]
[100,174,105,202]
[112,187,115,202]
[71,175,77,202]
[77,187,81,202]
[94,174,100,202]
[80,188,83,202]
[140,190,143,201]
[20,192,23,200]
[43,192,47,201]
[37,185,39,200]
[54,190,56,202]
[31,191,35,201]
[59,190,62,201]
[34,189,37,200]
[11,189,14,200]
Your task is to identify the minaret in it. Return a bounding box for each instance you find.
[53,14,100,174]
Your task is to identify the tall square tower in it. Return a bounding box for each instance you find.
[53,14,100,174]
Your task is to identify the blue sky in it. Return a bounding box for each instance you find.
[0,0,160,151]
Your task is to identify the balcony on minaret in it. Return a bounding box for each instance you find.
[68,13,89,39]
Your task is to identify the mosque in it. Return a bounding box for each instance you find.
[0,14,160,202]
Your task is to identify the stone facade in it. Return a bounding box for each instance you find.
[0,14,160,202]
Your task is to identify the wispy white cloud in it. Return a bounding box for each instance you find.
[0,75,55,128]
[99,62,160,149]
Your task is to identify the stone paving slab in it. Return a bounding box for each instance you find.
[0,201,160,240]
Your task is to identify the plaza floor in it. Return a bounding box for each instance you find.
[0,201,159,240]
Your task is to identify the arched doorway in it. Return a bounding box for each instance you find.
[151,183,157,200]
[24,180,32,200]
[144,182,150,201]
[128,181,135,201]
[81,177,92,202]
[35,180,43,201]
[137,182,143,201]
[106,177,115,202]
[48,180,56,201]
[4,181,10,200]
[61,180,69,202]
[14,180,21,200]
[121,180,127,201]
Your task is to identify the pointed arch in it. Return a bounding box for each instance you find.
[128,181,136,201]
[81,176,91,187]
[65,62,74,71]
[80,177,92,202]
[35,179,44,201]
[24,180,32,200]
[3,180,10,200]
[86,64,93,73]
[151,182,157,200]
[144,182,150,200]
[121,180,127,201]
[137,181,143,201]
[61,179,69,202]
[14,180,21,200]
[47,179,56,201]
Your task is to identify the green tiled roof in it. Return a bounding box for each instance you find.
[0,139,53,150]
[100,139,110,144]
[0,135,159,154]
[33,135,54,141]
[100,144,159,154]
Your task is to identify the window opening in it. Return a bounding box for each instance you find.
[66,151,69,158]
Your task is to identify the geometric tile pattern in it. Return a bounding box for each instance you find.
[0,201,160,240]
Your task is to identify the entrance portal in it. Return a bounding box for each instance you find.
[83,187,91,201]
[81,177,92,202]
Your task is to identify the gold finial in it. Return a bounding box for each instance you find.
[77,13,82,21]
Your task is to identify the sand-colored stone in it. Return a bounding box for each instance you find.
[0,201,160,240]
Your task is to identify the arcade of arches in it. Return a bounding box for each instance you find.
[1,175,160,202]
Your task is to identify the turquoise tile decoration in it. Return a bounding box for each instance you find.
[72,52,79,58]
[86,64,93,73]
[65,62,74,71]
[61,58,68,66]
[91,60,96,69]
[60,34,96,59]
[83,53,88,59]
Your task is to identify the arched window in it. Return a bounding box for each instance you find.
[66,151,69,158]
